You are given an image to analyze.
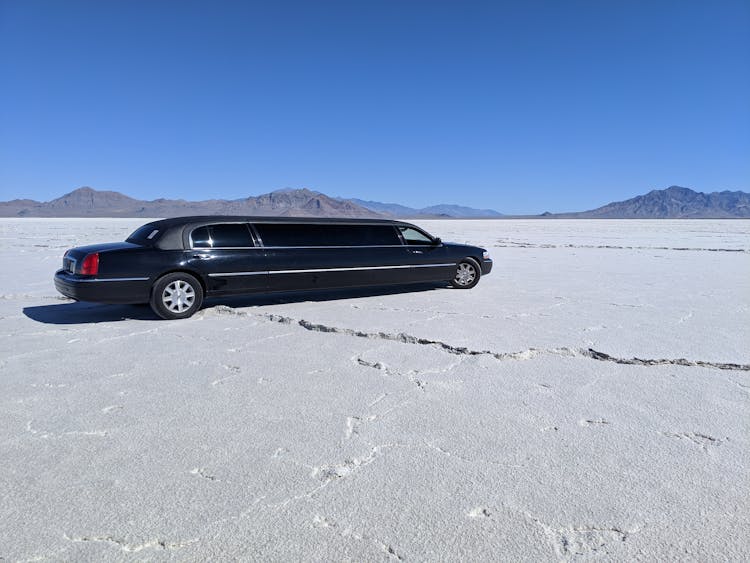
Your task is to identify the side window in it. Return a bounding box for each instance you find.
[254,224,310,246]
[357,226,401,245]
[209,224,254,247]
[191,226,212,248]
[302,225,348,246]
[190,224,254,248]
[254,224,404,246]
[399,227,432,245]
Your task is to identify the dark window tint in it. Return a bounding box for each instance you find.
[399,226,433,245]
[357,226,401,245]
[191,224,254,248]
[191,226,212,248]
[127,225,160,244]
[210,224,254,247]
[255,224,401,247]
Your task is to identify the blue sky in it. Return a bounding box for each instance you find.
[1,0,748,214]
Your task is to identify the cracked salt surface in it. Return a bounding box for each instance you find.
[1,218,749,561]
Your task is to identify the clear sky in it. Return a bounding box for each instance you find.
[1,0,748,214]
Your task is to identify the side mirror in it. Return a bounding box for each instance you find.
[432,237,442,245]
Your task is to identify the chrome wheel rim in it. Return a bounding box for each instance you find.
[162,280,196,313]
[454,263,476,286]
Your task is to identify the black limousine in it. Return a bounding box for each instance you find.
[54,217,492,319]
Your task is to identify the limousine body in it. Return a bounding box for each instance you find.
[54,217,492,319]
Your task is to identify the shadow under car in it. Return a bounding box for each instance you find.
[24,282,446,325]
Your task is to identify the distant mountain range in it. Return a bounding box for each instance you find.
[0,187,502,218]
[341,198,503,218]
[544,186,750,219]
[0,187,381,218]
[0,185,747,218]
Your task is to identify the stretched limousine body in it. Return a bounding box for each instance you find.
[54,216,492,319]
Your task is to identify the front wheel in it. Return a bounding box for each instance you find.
[450,258,481,289]
[150,273,204,320]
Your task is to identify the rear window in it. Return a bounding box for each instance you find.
[127,225,160,244]
[191,224,255,248]
[255,224,401,247]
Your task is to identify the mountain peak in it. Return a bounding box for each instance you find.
[573,186,750,218]
[270,187,320,196]
[664,185,694,193]
[48,186,139,210]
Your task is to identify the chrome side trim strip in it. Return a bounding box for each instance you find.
[269,265,412,274]
[189,244,435,250]
[208,263,456,277]
[208,271,268,277]
[72,277,150,282]
[263,245,437,249]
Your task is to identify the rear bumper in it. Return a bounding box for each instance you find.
[54,270,151,304]
[481,259,493,275]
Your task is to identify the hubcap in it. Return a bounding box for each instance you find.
[455,263,476,286]
[162,280,196,313]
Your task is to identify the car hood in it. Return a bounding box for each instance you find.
[444,242,486,252]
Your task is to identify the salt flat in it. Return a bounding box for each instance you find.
[0,218,748,562]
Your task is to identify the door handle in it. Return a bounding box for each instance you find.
[411,250,424,254]
[192,254,210,259]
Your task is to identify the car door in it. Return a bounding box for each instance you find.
[397,226,456,282]
[185,223,268,295]
[256,223,411,291]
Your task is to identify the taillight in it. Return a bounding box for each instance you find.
[80,252,99,276]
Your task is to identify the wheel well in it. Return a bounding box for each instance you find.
[463,256,482,271]
[151,269,207,295]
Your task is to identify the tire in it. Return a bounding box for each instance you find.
[150,272,204,320]
[450,258,481,289]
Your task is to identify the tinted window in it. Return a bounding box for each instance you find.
[127,225,160,244]
[254,224,309,246]
[399,227,433,245]
[357,225,401,245]
[255,224,401,247]
[191,226,211,248]
[191,224,254,248]
[210,224,254,247]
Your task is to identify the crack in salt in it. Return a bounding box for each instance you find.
[495,240,749,253]
[206,307,750,372]
[312,514,405,560]
[580,348,749,372]
[63,534,197,552]
[257,311,560,361]
[268,443,405,510]
[660,431,726,449]
[190,467,220,481]
[26,420,108,439]
[525,514,637,559]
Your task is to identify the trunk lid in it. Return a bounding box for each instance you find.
[63,242,142,274]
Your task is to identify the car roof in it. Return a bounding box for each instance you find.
[134,216,425,250]
[143,215,419,229]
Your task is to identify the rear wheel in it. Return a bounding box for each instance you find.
[150,273,203,319]
[450,258,481,289]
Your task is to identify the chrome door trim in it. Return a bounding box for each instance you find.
[72,277,150,282]
[208,271,268,277]
[207,263,455,277]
